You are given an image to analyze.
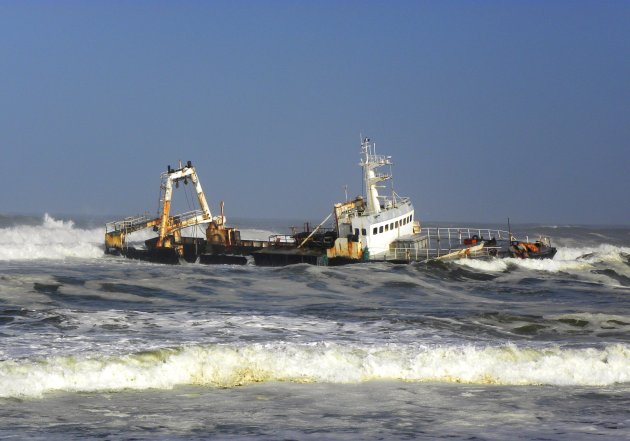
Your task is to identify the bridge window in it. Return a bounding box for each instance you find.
[354,228,359,236]
[395,221,399,228]
[379,226,383,233]
[362,228,367,236]
[373,227,377,235]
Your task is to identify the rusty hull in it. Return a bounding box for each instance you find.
[326,237,363,260]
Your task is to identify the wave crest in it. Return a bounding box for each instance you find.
[2,342,629,398]
[454,243,630,278]
[0,213,103,260]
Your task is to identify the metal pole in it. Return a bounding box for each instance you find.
[298,213,333,248]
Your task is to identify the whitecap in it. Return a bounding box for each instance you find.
[0,213,103,260]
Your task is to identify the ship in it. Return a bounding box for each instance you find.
[104,140,556,266]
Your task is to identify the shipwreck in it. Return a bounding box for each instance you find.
[105,139,557,266]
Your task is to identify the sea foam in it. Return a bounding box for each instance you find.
[2,342,629,399]
[455,243,630,276]
[0,214,103,260]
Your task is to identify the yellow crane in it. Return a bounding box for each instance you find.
[105,161,237,259]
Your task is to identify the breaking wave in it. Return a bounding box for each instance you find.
[0,214,103,261]
[454,244,630,276]
[2,342,629,399]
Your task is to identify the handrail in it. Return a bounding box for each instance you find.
[364,154,390,165]
[420,227,510,240]
[106,209,210,234]
[383,226,553,261]
[384,245,501,261]
[170,209,208,223]
[106,214,154,233]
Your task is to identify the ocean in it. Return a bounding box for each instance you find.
[0,214,629,440]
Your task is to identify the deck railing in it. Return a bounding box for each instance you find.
[380,227,553,262]
[106,209,211,235]
[105,214,153,234]
[425,227,510,246]
[170,209,209,225]
[383,227,511,261]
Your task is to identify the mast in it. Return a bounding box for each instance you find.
[359,137,392,214]
[157,161,215,247]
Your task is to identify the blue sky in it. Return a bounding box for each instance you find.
[1,0,628,225]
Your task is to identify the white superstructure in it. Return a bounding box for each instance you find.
[333,137,417,257]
